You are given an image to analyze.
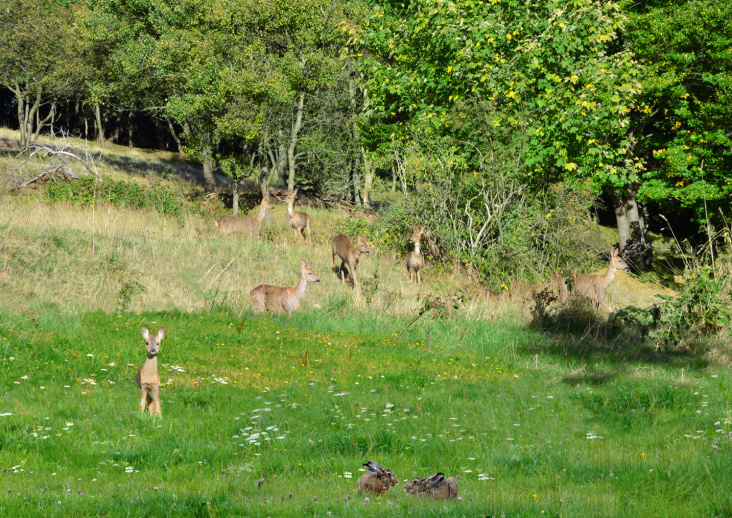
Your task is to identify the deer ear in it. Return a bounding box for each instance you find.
[157,327,166,341]
[306,260,313,268]
[300,259,306,268]
[141,327,150,340]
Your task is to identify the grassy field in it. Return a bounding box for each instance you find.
[1,131,731,516]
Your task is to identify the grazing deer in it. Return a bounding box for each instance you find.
[554,246,629,311]
[405,226,427,284]
[283,190,312,244]
[215,197,274,236]
[331,234,370,291]
[250,259,320,315]
[136,326,166,417]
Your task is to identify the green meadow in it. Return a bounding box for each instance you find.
[1,307,731,517]
[0,137,730,517]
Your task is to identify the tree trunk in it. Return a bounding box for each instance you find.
[12,83,26,146]
[348,75,363,208]
[127,111,134,148]
[611,189,629,255]
[624,185,651,271]
[166,118,182,152]
[232,177,240,215]
[32,102,55,144]
[201,146,215,190]
[391,165,396,192]
[639,201,653,268]
[362,147,374,210]
[287,93,305,192]
[254,142,272,227]
[95,104,105,145]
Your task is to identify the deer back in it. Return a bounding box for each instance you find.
[216,215,260,236]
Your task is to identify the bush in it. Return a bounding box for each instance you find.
[44,176,182,216]
[613,265,731,351]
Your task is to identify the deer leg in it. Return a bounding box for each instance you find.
[340,262,346,285]
[139,387,148,413]
[417,270,421,285]
[306,226,311,245]
[151,384,161,416]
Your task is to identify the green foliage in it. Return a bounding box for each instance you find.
[45,177,182,216]
[613,266,731,350]
[360,0,642,189]
[623,0,732,232]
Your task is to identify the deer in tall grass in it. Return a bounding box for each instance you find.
[215,197,274,236]
[250,259,320,315]
[405,226,427,284]
[554,246,629,311]
[136,326,165,417]
[283,190,312,244]
[331,234,370,291]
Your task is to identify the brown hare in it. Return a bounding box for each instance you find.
[356,461,399,495]
[403,472,458,500]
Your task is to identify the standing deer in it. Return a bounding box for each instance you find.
[215,197,274,236]
[136,326,166,417]
[554,246,629,311]
[331,234,370,291]
[283,190,312,244]
[250,259,320,315]
[405,226,427,284]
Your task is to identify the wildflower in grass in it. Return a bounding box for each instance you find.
[258,477,264,489]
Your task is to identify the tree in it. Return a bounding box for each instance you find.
[0,0,82,146]
[359,0,643,269]
[623,0,732,242]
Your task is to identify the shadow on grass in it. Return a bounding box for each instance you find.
[527,292,707,370]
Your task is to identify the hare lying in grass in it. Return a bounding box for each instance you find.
[403,472,458,500]
[356,461,398,495]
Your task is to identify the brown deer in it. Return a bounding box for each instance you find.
[405,226,427,284]
[215,197,274,236]
[250,259,320,315]
[283,190,312,244]
[554,246,629,311]
[136,326,166,417]
[331,234,370,291]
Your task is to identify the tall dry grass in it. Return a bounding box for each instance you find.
[0,196,517,320]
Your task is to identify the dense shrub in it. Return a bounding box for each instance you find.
[45,176,182,216]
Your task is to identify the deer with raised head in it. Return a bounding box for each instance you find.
[250,259,320,315]
[215,197,274,236]
[136,326,166,417]
[283,189,312,244]
[554,246,629,311]
[331,234,370,291]
[405,226,427,284]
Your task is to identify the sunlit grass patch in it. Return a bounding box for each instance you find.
[1,309,730,516]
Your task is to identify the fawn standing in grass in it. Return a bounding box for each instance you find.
[215,197,274,236]
[405,226,426,284]
[554,246,629,311]
[136,327,165,416]
[283,190,312,244]
[331,234,370,292]
[250,259,320,315]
